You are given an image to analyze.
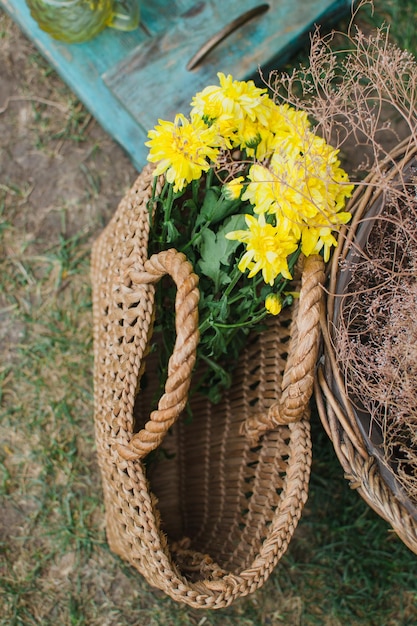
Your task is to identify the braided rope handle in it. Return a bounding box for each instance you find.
[116,249,200,461]
[243,255,325,443]
[275,254,325,422]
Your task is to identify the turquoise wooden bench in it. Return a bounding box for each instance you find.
[1,0,352,169]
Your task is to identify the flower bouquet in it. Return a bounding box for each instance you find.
[91,72,353,607]
[145,72,353,405]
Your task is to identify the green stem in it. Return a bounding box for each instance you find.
[155,179,171,205]
[164,184,174,222]
[223,266,242,298]
[160,184,175,242]
[180,227,204,254]
[198,317,212,335]
[199,307,268,335]
[191,178,200,205]
[205,168,214,191]
[287,248,302,276]
[213,309,268,329]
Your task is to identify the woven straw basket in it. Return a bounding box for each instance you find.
[315,138,417,554]
[91,164,325,608]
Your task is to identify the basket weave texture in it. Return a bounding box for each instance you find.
[315,139,417,554]
[91,164,325,608]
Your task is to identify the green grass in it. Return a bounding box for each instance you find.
[1,2,417,624]
[281,422,417,625]
[360,0,417,55]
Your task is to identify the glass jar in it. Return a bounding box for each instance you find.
[26,0,140,43]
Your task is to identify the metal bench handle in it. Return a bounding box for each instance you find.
[187,4,270,71]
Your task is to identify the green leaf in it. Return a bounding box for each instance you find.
[197,228,220,284]
[197,214,247,289]
[216,214,246,264]
[165,220,180,243]
[200,187,244,225]
[218,296,230,322]
[196,230,229,291]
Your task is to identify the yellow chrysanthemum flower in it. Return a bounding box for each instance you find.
[241,164,304,239]
[301,225,338,262]
[191,72,269,123]
[242,126,353,241]
[301,206,352,261]
[235,117,262,151]
[211,115,239,149]
[265,293,282,315]
[271,103,310,136]
[249,127,275,160]
[289,134,354,214]
[241,103,310,160]
[145,114,219,192]
[191,73,273,152]
[259,102,310,153]
[225,213,298,285]
[241,164,277,214]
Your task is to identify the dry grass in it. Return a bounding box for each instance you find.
[1,3,417,625]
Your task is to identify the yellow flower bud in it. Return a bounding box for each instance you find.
[265,293,282,316]
[223,176,245,200]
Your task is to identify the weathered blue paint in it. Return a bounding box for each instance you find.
[0,0,352,170]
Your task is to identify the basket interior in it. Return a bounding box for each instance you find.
[132,310,301,576]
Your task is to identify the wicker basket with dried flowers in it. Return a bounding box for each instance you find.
[316,137,417,553]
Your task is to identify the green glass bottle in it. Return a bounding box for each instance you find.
[26,0,140,44]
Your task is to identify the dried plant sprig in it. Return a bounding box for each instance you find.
[270,5,417,505]
[334,191,417,504]
[267,0,417,178]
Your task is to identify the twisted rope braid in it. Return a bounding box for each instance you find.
[243,255,324,443]
[274,254,325,423]
[117,249,200,461]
